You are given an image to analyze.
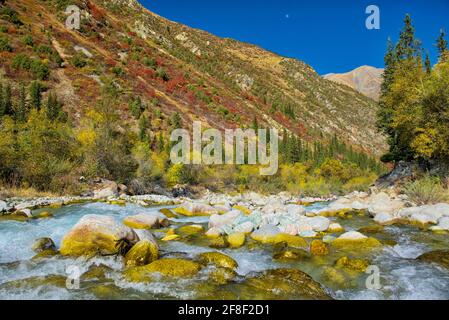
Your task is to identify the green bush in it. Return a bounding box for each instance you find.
[30,60,50,80]
[22,35,34,47]
[0,7,23,26]
[12,54,32,69]
[0,36,12,52]
[403,175,448,205]
[71,53,87,68]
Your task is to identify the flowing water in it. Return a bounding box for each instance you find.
[0,201,448,300]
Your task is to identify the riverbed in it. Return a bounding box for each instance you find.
[0,201,448,300]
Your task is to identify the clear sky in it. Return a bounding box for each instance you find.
[139,0,449,75]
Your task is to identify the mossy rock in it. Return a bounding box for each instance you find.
[209,236,229,249]
[0,275,67,291]
[0,214,29,222]
[321,266,347,287]
[32,249,58,260]
[173,207,210,217]
[242,269,331,300]
[358,225,385,234]
[227,233,246,248]
[125,240,159,267]
[90,284,123,300]
[335,256,370,273]
[319,209,350,218]
[197,252,238,270]
[209,267,238,285]
[417,250,449,270]
[124,258,202,282]
[162,234,181,242]
[159,208,178,218]
[176,225,204,236]
[232,205,251,215]
[251,233,307,249]
[32,237,56,253]
[273,248,309,261]
[331,237,382,253]
[310,240,330,256]
[47,202,63,209]
[81,264,113,281]
[35,211,53,219]
[107,200,126,206]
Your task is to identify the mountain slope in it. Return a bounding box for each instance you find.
[0,0,386,155]
[323,66,384,101]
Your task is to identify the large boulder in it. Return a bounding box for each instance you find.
[308,216,331,232]
[93,181,119,199]
[374,212,399,225]
[60,215,138,257]
[124,258,202,282]
[367,192,405,216]
[123,212,169,230]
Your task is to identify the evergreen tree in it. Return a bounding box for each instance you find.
[138,114,149,142]
[29,81,43,110]
[0,82,4,117]
[3,83,13,116]
[16,83,27,122]
[396,15,421,61]
[436,29,448,61]
[425,54,432,74]
[171,112,182,129]
[46,92,65,121]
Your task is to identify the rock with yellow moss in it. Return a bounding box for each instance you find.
[124,258,202,282]
[125,239,159,267]
[176,224,204,236]
[209,267,238,285]
[335,256,370,273]
[331,231,382,252]
[227,233,246,248]
[310,240,329,256]
[159,208,178,218]
[123,212,169,230]
[60,215,138,257]
[233,205,252,215]
[197,252,238,270]
[328,223,344,233]
[242,269,331,300]
[251,226,307,249]
[321,266,347,286]
[209,236,229,249]
[174,202,218,217]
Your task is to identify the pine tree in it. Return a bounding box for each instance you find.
[396,15,421,61]
[16,83,28,122]
[138,114,149,142]
[425,54,432,74]
[29,81,43,110]
[3,83,13,116]
[46,92,65,121]
[171,112,182,129]
[436,29,448,61]
[0,82,4,117]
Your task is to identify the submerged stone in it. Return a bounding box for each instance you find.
[417,250,449,270]
[197,252,238,270]
[124,258,202,282]
[335,256,370,273]
[310,240,330,256]
[32,237,56,253]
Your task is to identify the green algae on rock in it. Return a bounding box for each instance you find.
[310,240,330,256]
[124,258,202,282]
[241,269,331,300]
[196,252,238,270]
[125,239,159,267]
[418,250,449,270]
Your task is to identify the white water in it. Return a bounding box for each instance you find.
[0,202,448,300]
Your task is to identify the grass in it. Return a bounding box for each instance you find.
[403,175,449,205]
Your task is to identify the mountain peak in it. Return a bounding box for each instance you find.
[323,66,384,101]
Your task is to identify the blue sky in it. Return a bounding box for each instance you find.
[140,0,449,75]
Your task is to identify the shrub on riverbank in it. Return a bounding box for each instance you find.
[403,175,448,205]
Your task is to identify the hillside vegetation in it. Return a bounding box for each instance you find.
[0,0,386,196]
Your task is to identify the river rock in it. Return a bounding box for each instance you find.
[125,240,158,267]
[174,202,218,216]
[328,223,344,233]
[32,238,56,253]
[418,250,449,270]
[374,212,398,225]
[250,225,281,242]
[227,233,246,248]
[0,200,7,212]
[197,252,238,270]
[410,213,437,225]
[124,258,202,282]
[367,192,405,216]
[123,212,169,230]
[93,181,119,199]
[437,217,449,230]
[308,216,330,232]
[337,231,367,240]
[286,204,306,216]
[60,215,138,257]
[242,269,331,300]
[209,210,241,229]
